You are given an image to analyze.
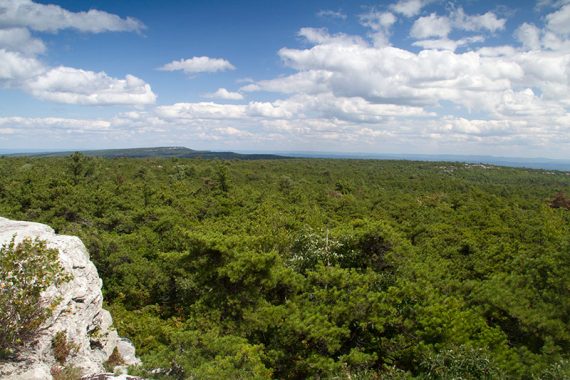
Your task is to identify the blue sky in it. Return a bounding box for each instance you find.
[0,0,569,158]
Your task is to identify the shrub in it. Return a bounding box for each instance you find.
[103,346,125,372]
[0,237,71,358]
[52,331,79,365]
[50,364,83,380]
[419,345,504,379]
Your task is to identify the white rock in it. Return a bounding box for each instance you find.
[0,217,141,380]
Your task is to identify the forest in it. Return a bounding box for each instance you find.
[0,153,569,379]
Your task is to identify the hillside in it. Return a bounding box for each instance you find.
[0,155,568,379]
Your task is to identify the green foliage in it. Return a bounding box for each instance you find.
[0,237,71,358]
[0,156,569,378]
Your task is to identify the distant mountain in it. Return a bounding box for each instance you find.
[8,147,288,160]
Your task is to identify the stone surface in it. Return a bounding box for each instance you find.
[0,217,140,380]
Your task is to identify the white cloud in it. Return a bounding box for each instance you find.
[360,11,397,30]
[0,50,157,106]
[413,36,485,51]
[316,10,347,20]
[409,8,505,42]
[0,49,43,83]
[156,102,246,120]
[204,88,244,100]
[0,0,144,33]
[153,94,431,126]
[451,8,506,33]
[274,43,524,109]
[241,70,333,94]
[546,4,570,35]
[541,30,570,51]
[476,45,518,57]
[247,101,296,118]
[515,23,542,50]
[0,28,45,55]
[25,67,156,105]
[298,28,367,46]
[390,0,433,17]
[244,23,570,139]
[411,13,451,39]
[0,1,154,106]
[360,11,397,46]
[0,116,111,130]
[159,57,235,74]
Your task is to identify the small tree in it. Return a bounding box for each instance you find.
[214,161,230,193]
[67,152,94,185]
[0,237,71,358]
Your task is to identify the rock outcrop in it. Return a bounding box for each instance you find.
[0,217,140,379]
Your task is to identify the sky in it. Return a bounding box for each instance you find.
[0,0,569,158]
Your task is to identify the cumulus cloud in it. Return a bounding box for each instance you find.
[272,41,533,112]
[159,57,235,74]
[390,0,433,17]
[359,11,397,46]
[25,67,156,105]
[236,6,570,155]
[0,1,154,105]
[451,8,506,33]
[546,4,570,35]
[241,70,333,94]
[156,102,246,120]
[411,13,451,39]
[410,8,505,43]
[515,23,542,50]
[0,0,144,33]
[360,11,397,30]
[0,49,43,83]
[0,28,45,55]
[204,88,244,100]
[0,54,157,105]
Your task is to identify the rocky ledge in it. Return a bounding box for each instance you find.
[0,217,140,379]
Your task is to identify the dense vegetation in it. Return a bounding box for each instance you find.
[0,154,569,379]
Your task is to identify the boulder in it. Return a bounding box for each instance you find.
[0,217,140,379]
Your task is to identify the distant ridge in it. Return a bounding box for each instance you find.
[4,147,570,171]
[8,147,288,160]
